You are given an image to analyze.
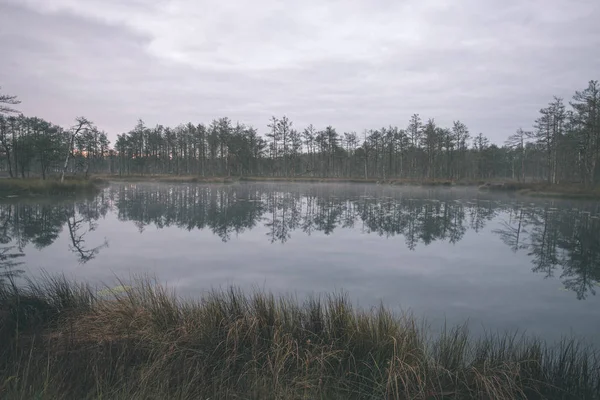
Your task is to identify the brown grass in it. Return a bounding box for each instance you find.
[478,181,600,199]
[242,176,456,186]
[96,174,460,186]
[1,275,598,399]
[0,177,106,197]
[96,174,236,184]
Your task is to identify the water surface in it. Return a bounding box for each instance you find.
[2,182,599,343]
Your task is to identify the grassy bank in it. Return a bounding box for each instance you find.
[88,174,600,199]
[1,276,598,399]
[0,177,106,197]
[96,174,237,184]
[240,176,457,186]
[97,174,459,186]
[479,182,600,199]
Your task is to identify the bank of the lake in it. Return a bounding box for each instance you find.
[97,174,600,199]
[0,177,106,197]
[479,181,600,199]
[97,173,455,185]
[1,275,598,400]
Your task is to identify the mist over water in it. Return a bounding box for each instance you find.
[2,182,599,343]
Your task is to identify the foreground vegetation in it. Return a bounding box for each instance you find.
[1,275,598,399]
[0,177,105,197]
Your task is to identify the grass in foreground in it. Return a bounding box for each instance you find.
[1,275,598,399]
[0,177,106,197]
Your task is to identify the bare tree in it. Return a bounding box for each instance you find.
[277,116,292,177]
[505,128,532,182]
[61,117,92,182]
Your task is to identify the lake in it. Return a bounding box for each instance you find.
[2,182,599,344]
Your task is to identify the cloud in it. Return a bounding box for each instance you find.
[0,0,599,142]
[4,0,436,70]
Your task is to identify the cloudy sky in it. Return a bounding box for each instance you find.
[1,0,599,143]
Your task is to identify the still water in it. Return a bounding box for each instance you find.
[2,183,599,343]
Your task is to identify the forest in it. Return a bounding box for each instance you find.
[1,80,599,185]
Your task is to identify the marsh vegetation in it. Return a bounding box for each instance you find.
[1,275,599,399]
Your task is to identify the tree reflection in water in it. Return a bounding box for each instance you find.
[494,203,600,299]
[0,193,110,268]
[1,184,598,299]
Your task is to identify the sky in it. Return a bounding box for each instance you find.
[1,0,599,144]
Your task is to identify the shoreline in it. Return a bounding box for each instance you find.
[98,174,600,199]
[98,174,455,185]
[478,181,600,199]
[0,177,107,197]
[1,175,598,200]
[1,275,598,399]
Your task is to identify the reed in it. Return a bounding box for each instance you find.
[1,275,598,399]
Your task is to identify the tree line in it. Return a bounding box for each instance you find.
[1,80,599,185]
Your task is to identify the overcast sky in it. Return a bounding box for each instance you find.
[1,0,599,144]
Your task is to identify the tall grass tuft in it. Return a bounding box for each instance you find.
[1,275,598,399]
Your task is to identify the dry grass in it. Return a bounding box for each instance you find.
[97,174,459,186]
[93,174,600,199]
[96,174,236,184]
[0,178,105,197]
[242,177,456,186]
[478,182,600,199]
[1,275,598,399]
